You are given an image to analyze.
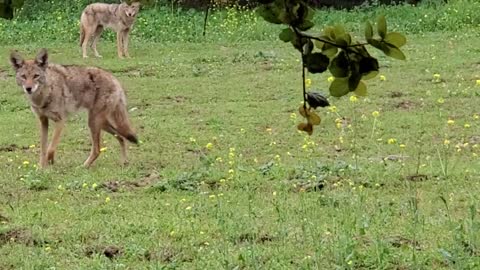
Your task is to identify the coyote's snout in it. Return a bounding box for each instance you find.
[80,2,140,59]
[10,48,138,168]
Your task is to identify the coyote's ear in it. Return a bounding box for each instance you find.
[9,50,24,71]
[35,48,48,69]
[131,2,140,8]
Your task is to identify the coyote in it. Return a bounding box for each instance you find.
[9,49,138,168]
[80,2,140,59]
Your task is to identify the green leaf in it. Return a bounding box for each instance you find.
[365,21,373,41]
[314,39,338,58]
[256,6,282,24]
[279,28,294,42]
[304,53,330,74]
[368,38,383,50]
[359,57,379,79]
[303,40,314,55]
[329,78,350,97]
[384,32,407,48]
[329,51,349,78]
[293,3,306,22]
[305,7,315,21]
[292,34,308,52]
[297,20,314,31]
[348,71,362,91]
[353,81,367,96]
[307,91,330,108]
[335,34,351,47]
[313,40,324,49]
[308,111,321,125]
[377,15,387,39]
[333,24,346,39]
[381,43,406,60]
[322,46,338,58]
[323,26,336,40]
[362,70,379,80]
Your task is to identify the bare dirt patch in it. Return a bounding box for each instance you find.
[406,174,429,182]
[165,95,188,103]
[0,228,34,246]
[387,235,422,251]
[395,100,416,110]
[234,232,275,244]
[101,171,160,192]
[0,144,29,152]
[85,245,123,259]
[389,91,404,98]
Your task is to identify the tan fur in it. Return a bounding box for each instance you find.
[10,49,138,168]
[80,2,140,59]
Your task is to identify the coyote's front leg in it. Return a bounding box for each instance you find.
[38,116,49,168]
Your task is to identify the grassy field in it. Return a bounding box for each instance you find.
[1,18,480,269]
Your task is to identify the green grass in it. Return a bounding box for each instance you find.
[1,0,480,44]
[1,4,480,268]
[1,30,480,269]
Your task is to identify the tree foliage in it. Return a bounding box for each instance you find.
[255,0,406,135]
[0,0,23,19]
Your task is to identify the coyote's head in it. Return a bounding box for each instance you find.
[122,2,140,18]
[9,49,48,95]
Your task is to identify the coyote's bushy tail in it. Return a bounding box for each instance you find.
[111,102,138,144]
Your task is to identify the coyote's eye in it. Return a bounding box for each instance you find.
[20,75,26,80]
[33,74,40,79]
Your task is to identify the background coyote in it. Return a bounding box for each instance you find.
[10,48,138,168]
[80,2,140,59]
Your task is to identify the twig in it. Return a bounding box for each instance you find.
[203,3,210,36]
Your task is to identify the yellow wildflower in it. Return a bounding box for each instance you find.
[444,139,450,145]
[379,75,386,81]
[464,123,471,128]
[328,105,337,113]
[105,197,111,203]
[437,98,445,104]
[447,119,455,125]
[349,95,358,103]
[100,147,107,152]
[387,138,397,144]
[22,161,29,165]
[205,142,213,150]
[305,78,312,88]
[372,111,380,118]
[327,76,334,83]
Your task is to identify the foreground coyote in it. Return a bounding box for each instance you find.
[9,49,138,168]
[80,2,140,59]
